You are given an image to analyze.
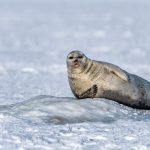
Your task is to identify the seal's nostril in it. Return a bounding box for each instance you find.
[74,59,78,63]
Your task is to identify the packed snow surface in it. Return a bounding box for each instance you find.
[0,0,150,149]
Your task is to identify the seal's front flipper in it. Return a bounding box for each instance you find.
[105,64,129,82]
[79,84,98,99]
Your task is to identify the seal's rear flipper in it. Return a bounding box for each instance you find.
[78,84,98,99]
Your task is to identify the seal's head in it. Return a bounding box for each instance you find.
[67,51,87,74]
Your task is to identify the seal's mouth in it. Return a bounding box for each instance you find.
[71,61,79,68]
[73,59,79,66]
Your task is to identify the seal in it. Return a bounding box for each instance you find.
[67,51,150,109]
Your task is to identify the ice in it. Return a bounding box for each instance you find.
[0,0,150,149]
[0,95,137,125]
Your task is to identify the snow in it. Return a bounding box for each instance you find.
[0,0,150,149]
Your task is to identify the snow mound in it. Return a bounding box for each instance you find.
[1,95,150,125]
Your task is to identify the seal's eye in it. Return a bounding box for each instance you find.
[69,56,74,60]
[78,56,83,59]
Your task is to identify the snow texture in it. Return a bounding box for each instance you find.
[0,0,150,149]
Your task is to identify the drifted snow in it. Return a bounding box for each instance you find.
[0,95,146,125]
[1,95,150,150]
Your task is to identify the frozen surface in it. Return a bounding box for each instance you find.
[0,0,150,149]
[1,96,150,150]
